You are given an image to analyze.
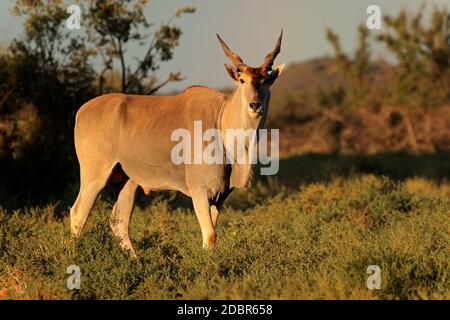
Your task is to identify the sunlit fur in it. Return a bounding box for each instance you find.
[70,33,284,257]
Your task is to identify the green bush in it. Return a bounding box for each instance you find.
[0,176,448,299]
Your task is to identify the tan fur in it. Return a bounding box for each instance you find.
[70,33,284,256]
[141,186,151,195]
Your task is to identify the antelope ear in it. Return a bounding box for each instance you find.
[272,63,286,77]
[224,63,239,81]
[267,63,286,85]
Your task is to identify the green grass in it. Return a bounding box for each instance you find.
[0,172,449,299]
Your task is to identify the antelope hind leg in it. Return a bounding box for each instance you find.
[70,164,114,237]
[111,179,139,258]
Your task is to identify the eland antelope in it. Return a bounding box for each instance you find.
[70,31,285,257]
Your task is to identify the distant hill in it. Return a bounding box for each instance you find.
[269,57,340,120]
[272,57,337,97]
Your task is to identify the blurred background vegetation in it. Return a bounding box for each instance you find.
[271,5,450,155]
[0,0,195,207]
[0,1,449,208]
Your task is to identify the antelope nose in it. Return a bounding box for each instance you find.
[249,102,262,112]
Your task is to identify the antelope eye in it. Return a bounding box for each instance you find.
[240,79,245,84]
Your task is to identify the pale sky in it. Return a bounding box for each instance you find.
[0,0,449,92]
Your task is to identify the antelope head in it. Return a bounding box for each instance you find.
[217,30,285,120]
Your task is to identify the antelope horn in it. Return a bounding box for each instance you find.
[262,30,283,71]
[216,33,245,70]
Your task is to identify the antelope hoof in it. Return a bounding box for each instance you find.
[70,226,81,238]
[203,233,216,249]
[127,248,138,259]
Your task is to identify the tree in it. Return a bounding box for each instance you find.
[324,5,450,153]
[82,0,195,94]
[0,0,195,206]
[9,0,96,160]
[377,6,450,108]
[376,5,450,152]
[325,24,375,109]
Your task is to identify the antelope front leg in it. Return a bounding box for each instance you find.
[191,191,216,248]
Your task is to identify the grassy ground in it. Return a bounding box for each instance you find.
[0,153,449,299]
